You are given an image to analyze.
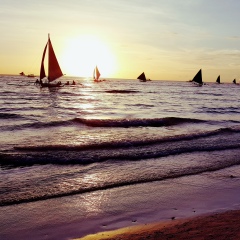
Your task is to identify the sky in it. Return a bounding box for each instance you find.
[1,0,240,82]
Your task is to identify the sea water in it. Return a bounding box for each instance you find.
[0,75,240,239]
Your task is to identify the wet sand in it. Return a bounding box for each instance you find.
[78,210,240,240]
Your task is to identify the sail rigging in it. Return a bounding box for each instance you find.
[137,72,147,82]
[192,69,203,85]
[40,34,63,82]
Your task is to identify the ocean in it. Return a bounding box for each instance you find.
[1,75,240,239]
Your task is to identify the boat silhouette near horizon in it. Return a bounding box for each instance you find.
[216,75,221,84]
[93,66,105,82]
[137,72,147,82]
[19,72,35,78]
[191,69,203,86]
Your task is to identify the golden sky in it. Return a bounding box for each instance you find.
[1,0,240,82]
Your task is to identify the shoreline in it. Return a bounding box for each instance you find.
[78,209,240,240]
[1,164,240,240]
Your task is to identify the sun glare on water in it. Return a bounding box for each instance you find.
[61,35,117,78]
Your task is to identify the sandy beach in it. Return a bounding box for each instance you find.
[78,210,240,240]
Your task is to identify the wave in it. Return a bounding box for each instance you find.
[0,112,23,119]
[13,126,240,151]
[0,116,206,131]
[200,107,240,114]
[0,119,73,131]
[130,103,155,108]
[6,81,32,86]
[4,143,240,166]
[105,90,139,93]
[1,155,240,207]
[1,126,240,167]
[73,117,206,128]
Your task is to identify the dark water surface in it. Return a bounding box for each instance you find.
[0,75,240,206]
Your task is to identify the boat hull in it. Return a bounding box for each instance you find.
[40,82,63,88]
[27,74,35,78]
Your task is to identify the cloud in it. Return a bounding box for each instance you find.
[228,36,240,40]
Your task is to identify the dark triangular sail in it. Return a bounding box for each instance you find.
[192,69,202,85]
[233,79,236,84]
[40,35,63,82]
[216,75,220,84]
[137,72,146,81]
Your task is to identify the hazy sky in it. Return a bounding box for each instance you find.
[1,0,240,81]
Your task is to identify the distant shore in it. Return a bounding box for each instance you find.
[78,209,240,240]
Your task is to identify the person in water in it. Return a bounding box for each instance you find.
[35,79,40,85]
[65,81,70,85]
[72,80,76,85]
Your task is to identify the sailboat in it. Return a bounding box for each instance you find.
[137,72,147,82]
[27,74,35,78]
[191,69,203,86]
[19,72,35,78]
[93,65,105,82]
[233,79,237,84]
[39,34,63,88]
[216,75,220,84]
[19,72,25,76]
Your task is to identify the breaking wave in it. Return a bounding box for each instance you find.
[0,116,207,131]
[1,126,239,167]
[1,151,240,206]
[105,90,139,93]
[73,117,206,128]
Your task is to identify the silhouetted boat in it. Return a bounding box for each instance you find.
[20,72,35,78]
[216,75,220,84]
[39,34,63,88]
[27,74,35,78]
[233,79,236,84]
[137,72,147,82]
[93,66,101,82]
[191,69,203,86]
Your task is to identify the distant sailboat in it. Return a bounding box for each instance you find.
[191,69,203,86]
[233,79,236,84]
[216,75,220,84]
[39,34,63,88]
[93,66,101,82]
[20,72,35,78]
[137,72,147,82]
[27,74,35,78]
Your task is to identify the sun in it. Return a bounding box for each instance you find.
[60,35,117,77]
